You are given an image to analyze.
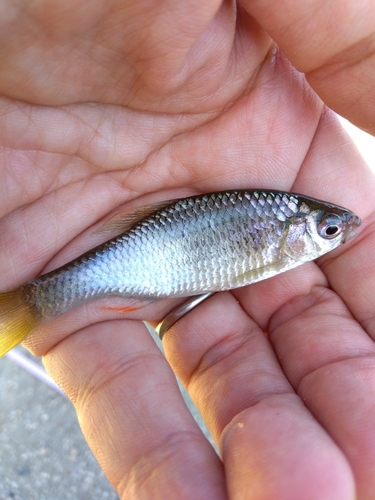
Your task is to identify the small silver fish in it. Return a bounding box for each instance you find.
[0,190,360,355]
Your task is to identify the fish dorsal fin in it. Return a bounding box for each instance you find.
[97,198,178,235]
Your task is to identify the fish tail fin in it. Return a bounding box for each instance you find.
[0,287,40,356]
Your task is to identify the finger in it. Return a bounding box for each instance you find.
[267,284,375,499]
[43,319,227,499]
[240,0,375,133]
[162,292,354,499]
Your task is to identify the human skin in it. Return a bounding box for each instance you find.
[1,0,375,498]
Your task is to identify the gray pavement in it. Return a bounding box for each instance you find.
[0,328,214,499]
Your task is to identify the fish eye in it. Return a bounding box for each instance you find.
[318,213,343,239]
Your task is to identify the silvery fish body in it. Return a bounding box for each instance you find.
[25,190,360,320]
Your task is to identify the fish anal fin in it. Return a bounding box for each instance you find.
[100,297,153,314]
[101,305,142,313]
[96,198,179,235]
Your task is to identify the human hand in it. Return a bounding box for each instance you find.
[1,1,375,498]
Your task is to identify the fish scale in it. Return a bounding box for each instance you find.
[29,192,270,313]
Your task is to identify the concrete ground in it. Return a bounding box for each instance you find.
[0,328,213,500]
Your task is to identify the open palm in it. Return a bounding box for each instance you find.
[1,1,375,498]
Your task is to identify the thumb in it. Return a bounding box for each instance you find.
[240,0,375,134]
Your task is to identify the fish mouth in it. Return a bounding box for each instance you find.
[342,212,361,243]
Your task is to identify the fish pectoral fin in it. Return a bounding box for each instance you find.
[232,260,288,286]
[96,198,179,235]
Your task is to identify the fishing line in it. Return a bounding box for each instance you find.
[4,349,66,397]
